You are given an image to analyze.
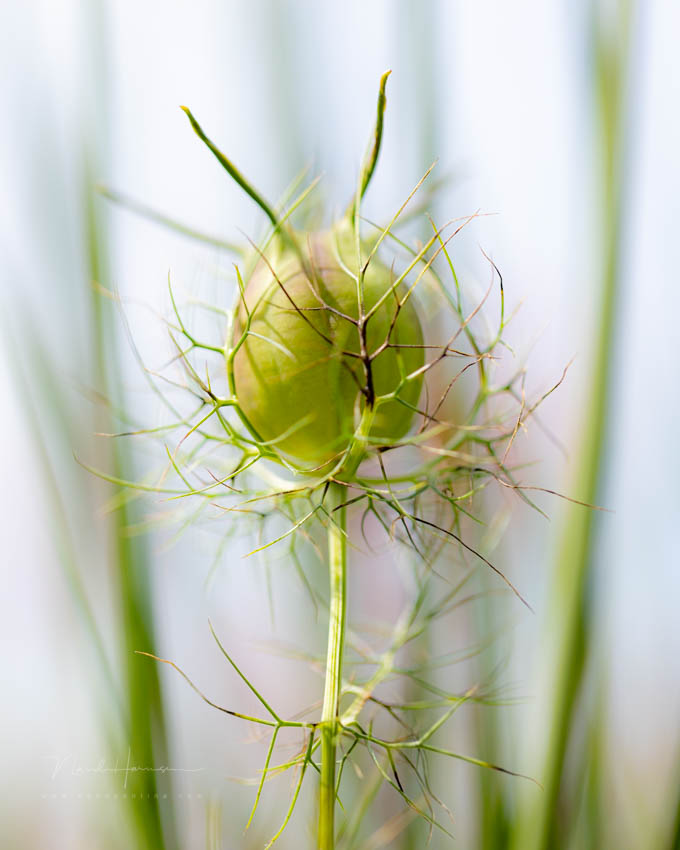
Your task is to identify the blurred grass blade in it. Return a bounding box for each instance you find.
[509,2,636,848]
[5,319,120,711]
[393,5,442,847]
[99,185,242,254]
[84,152,177,849]
[80,0,177,842]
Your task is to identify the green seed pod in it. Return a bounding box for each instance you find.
[231,220,424,468]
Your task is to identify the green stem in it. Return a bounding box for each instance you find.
[510,4,634,849]
[318,484,347,850]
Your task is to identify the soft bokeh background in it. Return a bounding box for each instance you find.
[2,1,678,848]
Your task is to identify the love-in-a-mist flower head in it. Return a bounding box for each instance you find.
[91,72,568,848]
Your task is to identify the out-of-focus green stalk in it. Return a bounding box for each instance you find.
[80,1,176,846]
[670,799,680,850]
[474,586,511,850]
[582,689,605,850]
[263,0,304,182]
[84,157,175,850]
[396,0,440,233]
[393,6,442,847]
[7,323,120,711]
[666,745,680,850]
[509,3,635,849]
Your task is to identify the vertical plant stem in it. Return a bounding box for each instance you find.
[394,9,441,845]
[84,166,172,850]
[669,786,680,850]
[510,3,635,849]
[81,4,175,845]
[319,484,348,850]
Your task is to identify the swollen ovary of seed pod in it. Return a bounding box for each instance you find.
[231,220,424,469]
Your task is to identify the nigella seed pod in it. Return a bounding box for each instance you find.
[231,220,424,468]
[92,69,557,850]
